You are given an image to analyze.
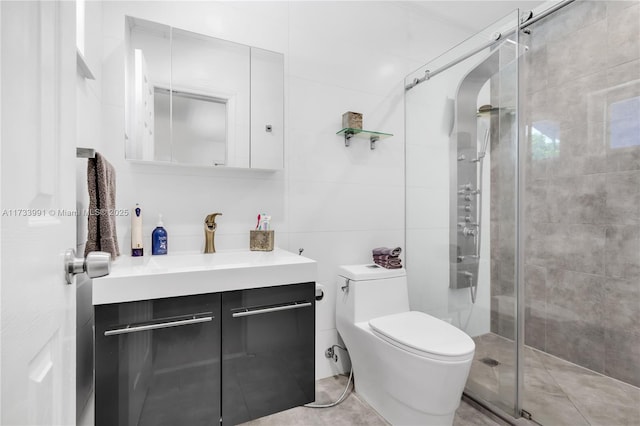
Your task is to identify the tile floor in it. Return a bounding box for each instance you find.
[81,334,640,426]
[240,374,507,426]
[467,333,640,426]
[80,374,505,426]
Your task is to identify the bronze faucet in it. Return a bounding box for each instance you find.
[204,213,222,253]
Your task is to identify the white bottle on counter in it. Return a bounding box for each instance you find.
[131,203,143,256]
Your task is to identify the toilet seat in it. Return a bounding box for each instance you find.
[369,311,475,362]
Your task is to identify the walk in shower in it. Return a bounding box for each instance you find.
[405,1,640,424]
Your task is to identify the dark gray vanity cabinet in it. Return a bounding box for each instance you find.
[221,283,316,425]
[95,293,221,426]
[94,283,314,426]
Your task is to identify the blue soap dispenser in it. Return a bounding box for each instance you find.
[152,214,168,255]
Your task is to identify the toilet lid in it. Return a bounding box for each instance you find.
[369,311,475,359]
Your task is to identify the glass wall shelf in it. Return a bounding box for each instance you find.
[336,128,393,150]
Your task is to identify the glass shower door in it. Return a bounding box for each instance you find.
[519,1,640,424]
[404,10,522,418]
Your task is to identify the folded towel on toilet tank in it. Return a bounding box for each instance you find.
[374,260,402,269]
[372,247,402,257]
[372,247,403,269]
[375,257,402,266]
[373,254,392,261]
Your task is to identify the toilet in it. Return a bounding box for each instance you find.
[336,264,475,426]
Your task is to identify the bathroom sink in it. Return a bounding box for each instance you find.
[92,248,317,305]
[146,251,252,271]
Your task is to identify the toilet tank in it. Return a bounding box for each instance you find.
[337,264,409,323]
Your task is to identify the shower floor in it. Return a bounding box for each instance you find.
[468,333,640,426]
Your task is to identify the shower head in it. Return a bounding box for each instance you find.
[476,104,499,116]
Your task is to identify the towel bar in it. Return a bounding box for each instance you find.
[76,147,96,158]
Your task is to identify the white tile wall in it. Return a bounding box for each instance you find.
[81,1,496,380]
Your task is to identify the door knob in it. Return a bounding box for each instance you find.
[64,249,111,284]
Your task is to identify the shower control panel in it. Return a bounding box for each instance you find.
[450,122,486,292]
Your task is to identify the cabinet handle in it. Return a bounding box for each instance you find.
[104,314,214,336]
[232,301,312,318]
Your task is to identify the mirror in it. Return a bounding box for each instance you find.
[124,17,283,169]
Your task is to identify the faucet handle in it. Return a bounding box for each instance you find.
[205,212,223,230]
[204,213,222,254]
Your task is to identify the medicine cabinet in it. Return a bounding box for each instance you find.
[124,17,284,170]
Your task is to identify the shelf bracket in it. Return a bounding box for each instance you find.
[344,131,353,147]
[370,136,379,150]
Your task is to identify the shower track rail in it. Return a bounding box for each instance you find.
[404,0,576,91]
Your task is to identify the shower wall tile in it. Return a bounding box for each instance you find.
[491,294,516,340]
[524,265,546,351]
[547,70,609,130]
[561,121,605,163]
[606,0,639,15]
[605,62,640,173]
[604,171,640,225]
[604,277,640,330]
[525,223,606,276]
[528,156,555,182]
[545,318,605,374]
[524,86,551,124]
[546,269,606,329]
[495,261,515,297]
[606,145,640,173]
[607,3,640,67]
[545,269,606,373]
[525,179,551,223]
[522,44,548,95]
[604,329,640,387]
[606,58,640,87]
[556,125,608,178]
[547,175,607,224]
[546,20,608,88]
[529,161,609,223]
[534,0,607,43]
[604,225,640,280]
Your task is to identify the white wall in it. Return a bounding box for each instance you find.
[77,1,478,379]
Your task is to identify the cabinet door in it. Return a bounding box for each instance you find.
[221,283,315,425]
[95,294,221,426]
[250,47,284,169]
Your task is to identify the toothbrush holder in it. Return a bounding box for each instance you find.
[250,230,274,251]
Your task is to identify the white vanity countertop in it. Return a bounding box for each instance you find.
[92,248,317,305]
